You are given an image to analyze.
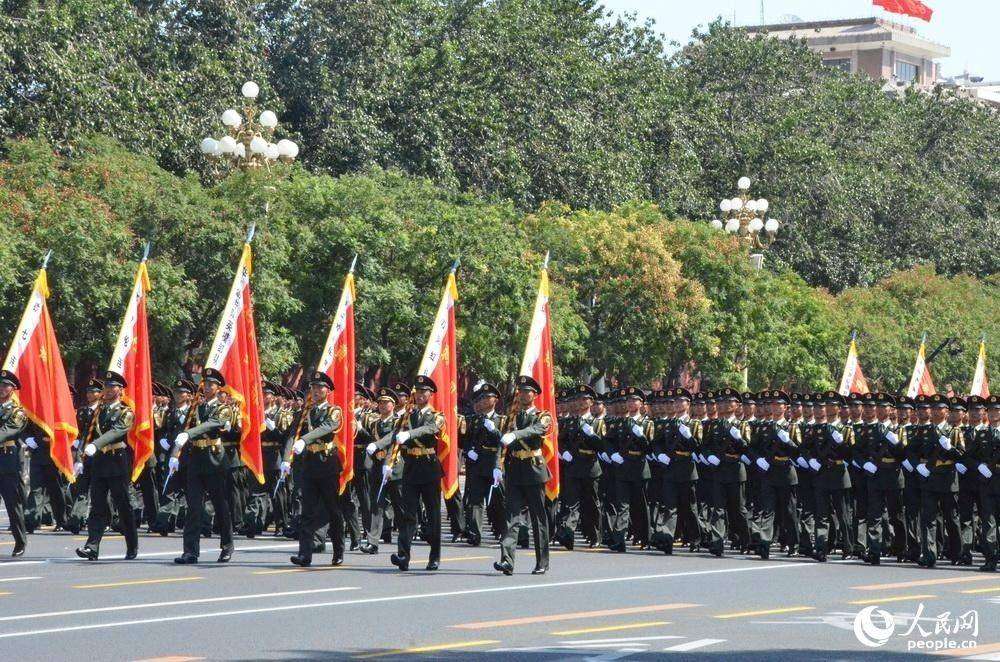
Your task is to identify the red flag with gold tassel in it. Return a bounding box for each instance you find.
[837,333,871,396]
[417,262,460,499]
[106,248,154,481]
[519,254,559,500]
[906,334,937,398]
[316,258,357,494]
[2,254,78,482]
[204,229,265,484]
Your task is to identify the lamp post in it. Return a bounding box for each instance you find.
[707,176,782,389]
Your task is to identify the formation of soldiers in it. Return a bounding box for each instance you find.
[2,367,1000,575]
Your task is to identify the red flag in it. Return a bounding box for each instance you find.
[417,266,460,499]
[316,262,356,494]
[107,257,154,481]
[205,238,265,484]
[970,338,990,398]
[837,336,871,396]
[906,335,936,398]
[519,258,559,500]
[874,0,933,22]
[3,261,78,482]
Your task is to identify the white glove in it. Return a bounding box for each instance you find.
[831,430,843,444]
[756,457,770,471]
[582,423,595,436]
[917,463,930,478]
[492,468,502,484]
[72,439,80,449]
[598,452,610,463]
[729,427,741,440]
[978,463,993,479]
[74,462,83,476]
[678,424,691,439]
[610,452,624,464]
[500,432,515,446]
[382,464,393,479]
[223,420,232,432]
[631,423,644,437]
[697,453,707,464]
[366,442,378,456]
[561,450,573,462]
[796,457,808,469]
[483,418,496,433]
[84,443,97,457]
[938,436,951,450]
[863,461,877,474]
[292,438,306,454]
[886,431,899,445]
[707,454,721,466]
[159,438,170,451]
[740,454,750,465]
[777,429,791,444]
[265,418,276,431]
[25,437,37,449]
[280,461,291,476]
[174,432,189,447]
[396,430,410,444]
[168,456,180,472]
[466,448,478,462]
[657,453,670,465]
[808,458,822,472]
[902,459,914,472]
[956,462,967,475]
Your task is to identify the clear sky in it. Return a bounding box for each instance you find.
[601,0,998,78]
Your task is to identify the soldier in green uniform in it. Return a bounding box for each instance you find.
[702,389,750,557]
[914,394,963,567]
[153,379,194,535]
[858,393,906,565]
[792,394,816,557]
[170,369,235,564]
[387,375,445,572]
[899,396,923,562]
[652,388,704,554]
[359,387,405,554]
[753,391,799,559]
[606,386,653,552]
[66,379,103,534]
[244,381,292,537]
[75,371,138,561]
[812,391,853,562]
[281,371,345,567]
[742,391,766,552]
[461,383,507,547]
[493,375,552,575]
[555,384,605,550]
[0,371,28,556]
[24,419,70,532]
[976,395,1000,572]
[954,396,979,565]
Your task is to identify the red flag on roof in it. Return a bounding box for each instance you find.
[874,0,933,22]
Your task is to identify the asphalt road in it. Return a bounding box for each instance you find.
[0,528,998,661]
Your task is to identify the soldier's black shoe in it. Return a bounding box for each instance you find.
[978,560,997,572]
[757,543,770,560]
[813,552,827,563]
[124,548,138,560]
[217,546,233,563]
[865,551,880,566]
[390,553,409,571]
[349,539,360,552]
[359,542,379,555]
[174,554,197,564]
[331,554,344,567]
[466,534,481,547]
[494,561,513,576]
[425,560,439,571]
[531,564,548,575]
[290,555,311,567]
[709,545,723,558]
[313,542,326,553]
[75,546,98,561]
[958,553,973,567]
[663,545,673,556]
[12,543,25,557]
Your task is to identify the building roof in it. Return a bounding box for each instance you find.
[746,17,950,60]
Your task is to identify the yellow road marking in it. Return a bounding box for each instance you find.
[0,592,11,597]
[961,586,1000,594]
[453,603,699,629]
[132,657,205,662]
[551,621,672,636]
[852,576,996,591]
[73,535,123,540]
[714,606,813,619]
[933,641,1000,657]
[354,639,499,659]
[848,594,935,605]
[74,576,202,589]
[252,567,343,575]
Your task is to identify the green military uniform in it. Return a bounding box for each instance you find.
[607,387,653,552]
[555,384,604,549]
[860,395,905,564]
[812,393,853,562]
[66,385,102,534]
[359,390,405,553]
[0,371,28,556]
[652,389,704,554]
[914,395,963,567]
[975,395,1000,572]
[792,394,817,557]
[245,381,294,537]
[754,391,799,559]
[462,383,508,547]
[703,389,750,557]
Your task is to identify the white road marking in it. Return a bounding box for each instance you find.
[662,638,726,652]
[560,636,683,645]
[0,587,360,623]
[0,561,46,568]
[135,542,299,558]
[0,577,41,583]
[0,562,810,638]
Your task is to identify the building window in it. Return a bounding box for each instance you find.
[895,61,919,83]
[823,58,852,73]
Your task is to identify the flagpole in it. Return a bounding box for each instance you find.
[349,253,358,274]
[40,250,52,270]
[141,241,151,263]
[245,223,256,245]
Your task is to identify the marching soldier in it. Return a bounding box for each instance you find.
[955,397,979,566]
[754,391,799,559]
[652,388,704,554]
[244,381,292,537]
[24,420,70,533]
[282,371,345,567]
[359,386,405,554]
[812,391,853,562]
[0,370,28,556]
[153,379,194,535]
[702,388,750,557]
[66,378,103,534]
[792,394,817,558]
[170,369,235,564]
[900,396,923,562]
[461,382,507,547]
[861,393,906,565]
[976,395,1000,572]
[75,371,138,561]
[389,375,444,572]
[555,384,604,549]
[494,375,552,575]
[914,394,963,567]
[606,386,653,552]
